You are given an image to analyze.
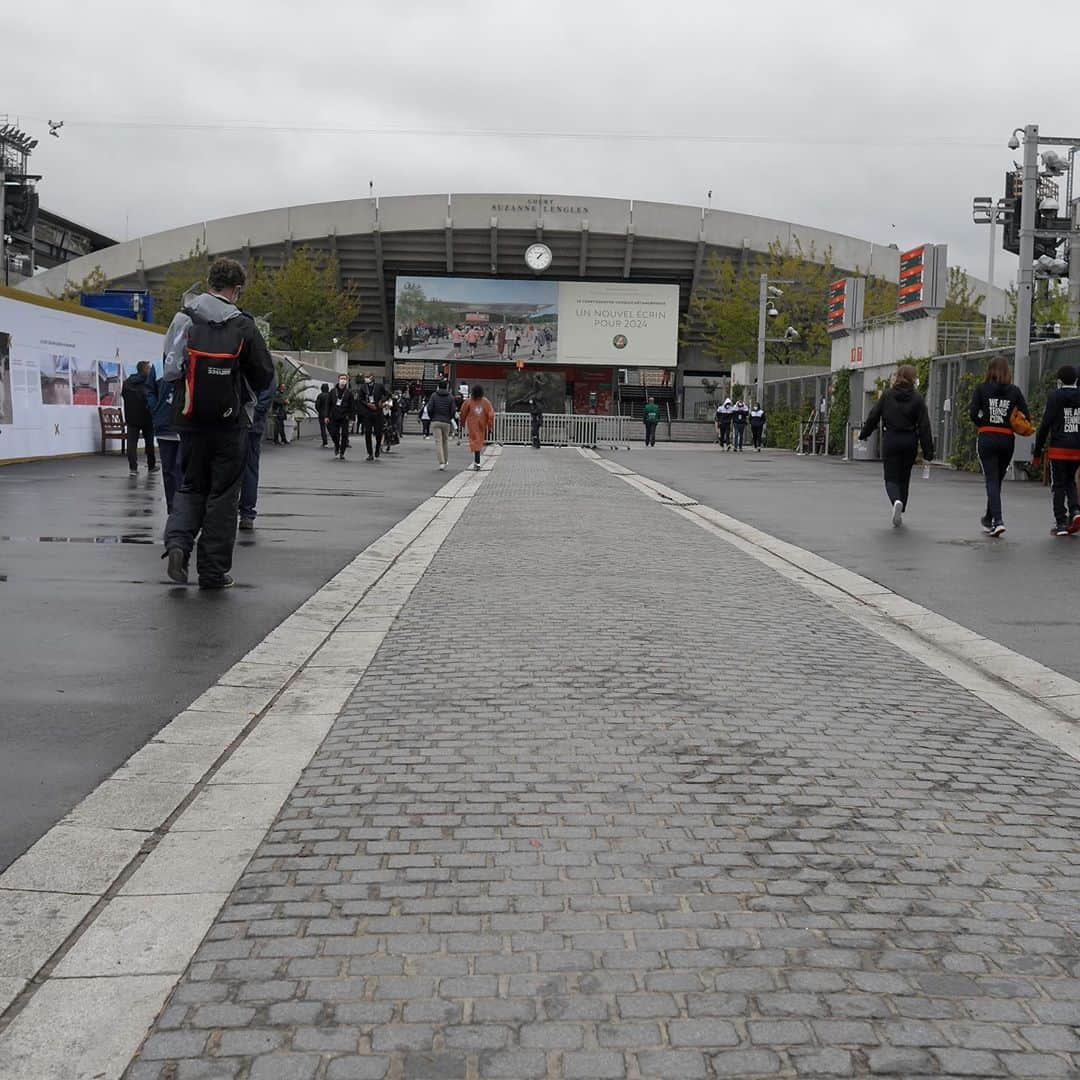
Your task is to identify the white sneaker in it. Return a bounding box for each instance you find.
[891,500,903,527]
[439,463,447,470]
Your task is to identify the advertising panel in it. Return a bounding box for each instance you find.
[393,276,678,367]
[555,281,679,367]
[0,289,164,463]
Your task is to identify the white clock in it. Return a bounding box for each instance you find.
[525,243,552,273]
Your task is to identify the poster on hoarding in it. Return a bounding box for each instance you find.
[41,353,73,405]
[98,357,122,406]
[392,276,679,367]
[72,354,99,405]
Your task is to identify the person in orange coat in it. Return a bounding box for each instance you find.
[460,384,495,470]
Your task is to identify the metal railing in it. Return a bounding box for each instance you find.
[492,412,638,446]
[796,420,830,456]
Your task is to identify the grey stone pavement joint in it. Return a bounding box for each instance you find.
[0,452,499,1080]
[104,447,1080,1080]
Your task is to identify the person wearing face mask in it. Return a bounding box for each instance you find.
[327,374,355,460]
[357,372,389,461]
[858,364,934,527]
[749,402,766,451]
[715,398,734,449]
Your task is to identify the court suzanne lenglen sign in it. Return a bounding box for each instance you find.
[393,276,679,367]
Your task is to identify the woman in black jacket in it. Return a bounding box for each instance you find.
[858,364,934,527]
[968,354,1029,537]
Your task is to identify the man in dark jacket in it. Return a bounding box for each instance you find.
[327,373,355,460]
[426,379,457,470]
[315,382,332,447]
[1033,364,1080,536]
[357,373,389,461]
[272,390,289,445]
[122,361,157,475]
[161,257,275,589]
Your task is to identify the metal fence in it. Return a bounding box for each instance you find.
[493,412,638,446]
[796,421,830,456]
[929,338,1080,462]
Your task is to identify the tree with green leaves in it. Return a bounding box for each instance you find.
[151,242,208,325]
[51,265,108,302]
[274,358,315,419]
[241,250,360,351]
[938,267,985,324]
[684,239,895,370]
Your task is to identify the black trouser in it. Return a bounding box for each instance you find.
[1050,458,1080,526]
[273,416,287,444]
[329,417,350,455]
[734,423,745,450]
[318,417,329,446]
[165,427,246,584]
[643,420,656,447]
[421,418,431,437]
[882,430,918,509]
[363,412,384,457]
[127,420,156,470]
[157,438,183,514]
[718,423,731,447]
[750,424,763,448]
[977,432,1014,525]
[532,418,543,449]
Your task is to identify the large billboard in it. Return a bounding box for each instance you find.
[393,276,678,367]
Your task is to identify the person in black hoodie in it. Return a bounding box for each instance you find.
[315,383,331,447]
[327,374,355,460]
[969,354,1030,537]
[122,361,157,475]
[1033,364,1080,536]
[858,364,934,528]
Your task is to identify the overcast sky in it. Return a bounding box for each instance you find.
[7,0,1080,288]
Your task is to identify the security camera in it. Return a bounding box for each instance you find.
[784,326,800,340]
[767,303,779,317]
[1007,133,1020,150]
[767,285,784,298]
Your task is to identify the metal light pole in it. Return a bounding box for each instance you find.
[755,273,768,407]
[755,274,795,407]
[1014,124,1040,395]
[972,196,1010,346]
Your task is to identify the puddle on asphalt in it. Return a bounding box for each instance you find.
[0,535,156,545]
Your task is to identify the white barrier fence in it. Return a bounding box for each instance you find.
[493,412,638,447]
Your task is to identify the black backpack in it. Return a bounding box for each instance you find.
[177,307,246,424]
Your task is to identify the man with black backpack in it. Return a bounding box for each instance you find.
[160,258,275,589]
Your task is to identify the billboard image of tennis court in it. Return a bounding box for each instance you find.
[393,277,679,367]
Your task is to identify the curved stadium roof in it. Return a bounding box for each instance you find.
[23,193,904,344]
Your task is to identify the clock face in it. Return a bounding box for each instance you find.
[525,243,552,272]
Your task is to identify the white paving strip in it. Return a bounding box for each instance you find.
[0,453,496,1080]
[581,448,1080,764]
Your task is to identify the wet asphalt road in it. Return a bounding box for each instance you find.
[0,435,450,871]
[604,445,1078,681]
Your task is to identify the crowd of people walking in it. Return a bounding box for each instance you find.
[119,260,1073,594]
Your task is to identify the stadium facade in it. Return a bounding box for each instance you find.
[22,193,907,413]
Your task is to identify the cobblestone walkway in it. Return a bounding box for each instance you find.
[127,450,1080,1079]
